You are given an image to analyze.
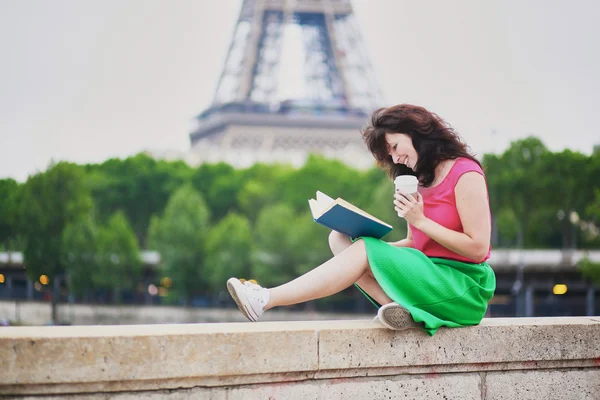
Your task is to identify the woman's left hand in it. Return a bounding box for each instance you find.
[394,192,426,226]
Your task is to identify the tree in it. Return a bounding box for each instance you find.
[582,152,600,248]
[279,155,368,213]
[582,188,600,248]
[94,211,141,303]
[580,257,600,286]
[253,205,360,311]
[236,162,293,223]
[204,212,253,291]
[252,203,301,286]
[207,175,243,223]
[147,185,211,305]
[0,178,20,250]
[482,153,504,246]
[19,162,93,322]
[191,162,240,222]
[362,178,408,243]
[87,154,192,247]
[62,212,99,299]
[250,202,334,288]
[241,162,293,186]
[287,211,331,277]
[492,137,548,248]
[191,162,235,198]
[536,150,590,248]
[236,179,279,223]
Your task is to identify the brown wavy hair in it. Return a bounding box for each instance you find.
[361,104,480,187]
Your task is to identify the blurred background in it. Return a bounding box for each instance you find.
[0,0,599,326]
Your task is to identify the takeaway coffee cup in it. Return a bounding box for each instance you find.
[394,175,419,197]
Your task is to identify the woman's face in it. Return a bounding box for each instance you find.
[385,133,418,171]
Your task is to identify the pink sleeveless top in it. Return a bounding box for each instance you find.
[410,157,491,263]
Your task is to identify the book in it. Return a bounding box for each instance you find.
[308,191,393,239]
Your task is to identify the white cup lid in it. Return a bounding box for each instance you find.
[394,175,418,185]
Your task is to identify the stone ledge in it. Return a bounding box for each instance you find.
[1,317,599,396]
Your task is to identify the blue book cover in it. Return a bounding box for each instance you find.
[309,191,393,239]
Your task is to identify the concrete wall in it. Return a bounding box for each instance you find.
[1,317,600,399]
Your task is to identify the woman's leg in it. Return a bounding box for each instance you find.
[265,239,370,310]
[328,231,394,306]
[328,230,353,255]
[355,273,394,305]
[265,232,394,310]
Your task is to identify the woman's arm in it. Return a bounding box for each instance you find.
[413,172,491,261]
[389,227,414,248]
[395,171,491,261]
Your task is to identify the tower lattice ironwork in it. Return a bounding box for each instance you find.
[188,0,384,168]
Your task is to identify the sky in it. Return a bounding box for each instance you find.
[1,0,599,181]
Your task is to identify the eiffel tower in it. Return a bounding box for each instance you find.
[188,0,383,168]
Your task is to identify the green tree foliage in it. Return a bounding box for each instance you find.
[204,212,253,288]
[62,212,98,297]
[94,211,141,303]
[252,203,301,286]
[582,189,600,247]
[279,155,369,213]
[19,162,93,321]
[536,150,591,248]
[287,211,331,277]
[494,208,520,246]
[585,153,600,222]
[236,180,274,223]
[191,162,240,222]
[486,137,548,247]
[587,189,600,223]
[482,153,504,246]
[484,144,598,249]
[87,154,192,247]
[580,257,600,286]
[250,203,332,288]
[0,178,20,250]
[242,162,294,185]
[362,178,408,242]
[147,185,210,304]
[236,162,293,223]
[4,134,600,306]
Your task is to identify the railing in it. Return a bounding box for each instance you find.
[2,249,600,270]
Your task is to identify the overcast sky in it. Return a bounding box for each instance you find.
[1,0,599,181]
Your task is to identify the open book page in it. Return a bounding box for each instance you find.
[316,190,334,205]
[308,191,335,218]
[308,199,321,218]
[335,198,393,228]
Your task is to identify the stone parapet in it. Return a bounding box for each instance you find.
[1,317,600,399]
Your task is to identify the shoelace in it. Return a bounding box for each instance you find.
[243,281,262,291]
[241,280,266,304]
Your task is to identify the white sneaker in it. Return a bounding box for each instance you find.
[376,302,420,330]
[227,278,270,322]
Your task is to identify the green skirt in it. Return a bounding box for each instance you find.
[357,237,496,336]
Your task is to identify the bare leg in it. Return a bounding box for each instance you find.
[328,231,394,306]
[265,240,369,310]
[328,231,353,255]
[355,274,393,305]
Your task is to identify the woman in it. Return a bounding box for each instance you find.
[227,104,496,336]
